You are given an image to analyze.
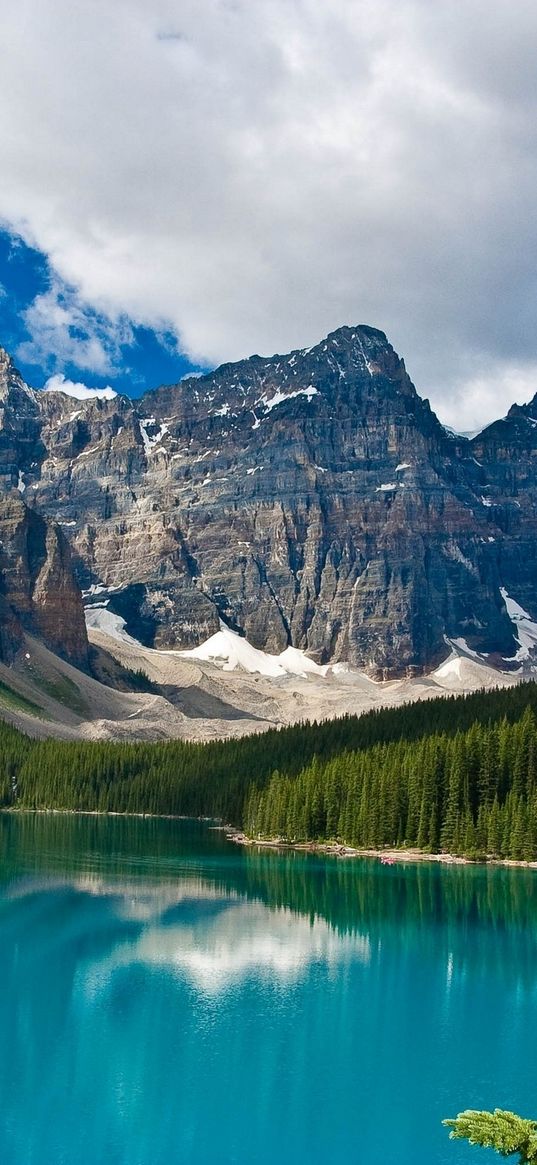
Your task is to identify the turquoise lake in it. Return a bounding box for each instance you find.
[1,814,536,1165]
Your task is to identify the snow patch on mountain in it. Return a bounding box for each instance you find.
[258,386,318,413]
[181,622,328,678]
[84,605,141,646]
[139,418,169,453]
[433,638,498,689]
[500,588,537,661]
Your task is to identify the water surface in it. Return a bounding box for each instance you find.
[1,813,536,1165]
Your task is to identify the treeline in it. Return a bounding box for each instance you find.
[1,682,537,860]
[245,707,537,860]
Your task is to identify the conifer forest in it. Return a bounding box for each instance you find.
[1,681,537,861]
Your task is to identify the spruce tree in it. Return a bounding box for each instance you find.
[444,1108,537,1163]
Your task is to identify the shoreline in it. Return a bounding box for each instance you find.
[225,830,537,870]
[2,809,536,870]
[0,807,216,822]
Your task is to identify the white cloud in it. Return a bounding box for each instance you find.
[43,373,117,401]
[16,276,133,374]
[435,360,537,432]
[1,0,537,422]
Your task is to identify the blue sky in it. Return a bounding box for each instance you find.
[0,229,204,396]
[1,2,537,427]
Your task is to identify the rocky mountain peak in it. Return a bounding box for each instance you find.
[0,326,536,677]
[139,323,431,457]
[0,344,17,374]
[0,346,33,400]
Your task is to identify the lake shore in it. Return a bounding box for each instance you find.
[225,829,537,870]
[3,809,537,869]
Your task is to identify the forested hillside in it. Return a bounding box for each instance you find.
[1,682,537,860]
[245,709,537,860]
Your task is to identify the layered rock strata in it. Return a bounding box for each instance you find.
[0,328,535,676]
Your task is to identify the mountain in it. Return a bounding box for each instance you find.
[0,326,536,678]
[0,347,87,665]
[0,492,88,667]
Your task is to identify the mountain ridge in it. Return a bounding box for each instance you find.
[1,325,537,677]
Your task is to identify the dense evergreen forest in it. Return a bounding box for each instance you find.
[1,681,537,860]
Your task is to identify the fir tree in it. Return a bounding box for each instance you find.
[444,1108,537,1163]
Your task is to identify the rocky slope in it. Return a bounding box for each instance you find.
[0,626,515,743]
[0,327,535,676]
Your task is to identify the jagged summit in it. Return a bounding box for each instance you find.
[1,325,536,676]
[146,323,407,399]
[0,345,32,398]
[0,344,18,371]
[138,323,435,454]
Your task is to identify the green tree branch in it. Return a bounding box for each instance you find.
[444,1109,537,1163]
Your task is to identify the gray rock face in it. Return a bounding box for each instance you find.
[0,350,88,666]
[0,492,88,666]
[0,327,534,676]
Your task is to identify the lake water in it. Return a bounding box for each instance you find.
[0,814,536,1165]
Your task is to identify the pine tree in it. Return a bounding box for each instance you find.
[487,797,502,857]
[443,1108,537,1162]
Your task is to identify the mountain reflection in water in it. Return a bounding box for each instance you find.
[0,813,536,1165]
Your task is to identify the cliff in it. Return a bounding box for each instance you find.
[0,328,534,676]
[0,349,88,665]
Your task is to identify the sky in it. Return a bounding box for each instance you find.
[1,0,536,428]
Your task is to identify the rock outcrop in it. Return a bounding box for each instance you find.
[0,492,88,665]
[0,328,535,676]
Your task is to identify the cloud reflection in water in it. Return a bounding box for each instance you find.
[75,880,371,996]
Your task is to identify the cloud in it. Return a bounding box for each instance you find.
[43,373,117,401]
[439,360,537,432]
[1,0,537,423]
[16,277,133,374]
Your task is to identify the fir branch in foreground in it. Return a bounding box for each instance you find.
[443,1109,537,1162]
